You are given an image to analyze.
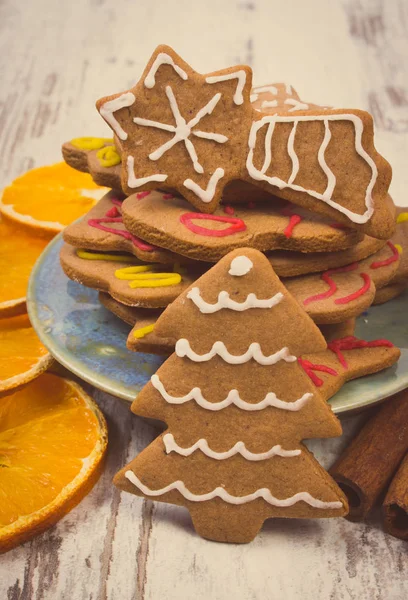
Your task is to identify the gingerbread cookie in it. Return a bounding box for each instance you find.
[373,281,407,305]
[121,193,363,262]
[284,240,400,323]
[269,236,385,277]
[62,137,122,190]
[390,208,408,284]
[99,293,355,356]
[61,241,398,323]
[63,191,190,264]
[114,249,400,543]
[251,83,330,114]
[98,292,170,354]
[60,244,205,308]
[96,45,393,239]
[318,320,356,343]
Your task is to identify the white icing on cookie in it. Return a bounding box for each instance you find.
[285,98,309,111]
[205,70,247,105]
[144,52,188,88]
[261,100,278,109]
[187,287,283,314]
[253,85,278,95]
[229,255,253,276]
[151,374,312,412]
[163,434,301,460]
[99,92,135,141]
[246,113,377,224]
[175,340,297,365]
[184,168,225,203]
[125,471,343,509]
[127,156,167,188]
[134,87,227,175]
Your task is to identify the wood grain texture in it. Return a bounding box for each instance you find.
[1,1,407,598]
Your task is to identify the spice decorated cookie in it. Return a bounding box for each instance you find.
[62,84,326,200]
[100,292,357,356]
[250,82,330,114]
[121,192,363,262]
[60,244,206,308]
[96,45,394,238]
[114,249,400,543]
[98,292,171,355]
[62,137,122,190]
[63,191,191,264]
[371,207,408,304]
[60,240,398,323]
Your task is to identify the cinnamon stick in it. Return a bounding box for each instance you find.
[330,389,408,520]
[382,452,408,540]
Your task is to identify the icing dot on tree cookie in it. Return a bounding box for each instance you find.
[229,255,253,276]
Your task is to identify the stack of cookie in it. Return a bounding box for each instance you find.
[60,45,407,357]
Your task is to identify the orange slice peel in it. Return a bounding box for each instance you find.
[0,314,53,393]
[0,162,109,237]
[0,373,107,553]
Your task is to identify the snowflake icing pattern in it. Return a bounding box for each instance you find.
[96,45,253,210]
[134,86,228,174]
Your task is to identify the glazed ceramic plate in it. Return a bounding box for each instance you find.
[27,233,408,413]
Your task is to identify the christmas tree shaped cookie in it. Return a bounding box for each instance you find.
[115,248,348,543]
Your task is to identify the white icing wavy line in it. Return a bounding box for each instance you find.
[151,374,311,411]
[319,119,336,198]
[187,287,283,314]
[287,121,299,184]
[125,471,343,509]
[205,70,247,105]
[175,339,297,365]
[261,121,275,174]
[144,52,188,88]
[99,92,136,141]
[163,434,301,460]
[247,114,378,224]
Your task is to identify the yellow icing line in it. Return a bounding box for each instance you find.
[96,145,121,167]
[395,243,403,254]
[133,324,155,339]
[396,212,408,224]
[129,273,182,288]
[76,250,135,262]
[115,265,182,288]
[115,265,156,279]
[70,137,113,150]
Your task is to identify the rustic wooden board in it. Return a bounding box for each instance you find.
[1,0,407,598]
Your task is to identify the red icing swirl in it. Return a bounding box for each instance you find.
[88,217,156,252]
[327,336,394,368]
[370,241,399,269]
[180,213,246,237]
[334,273,371,305]
[298,357,338,387]
[303,263,359,306]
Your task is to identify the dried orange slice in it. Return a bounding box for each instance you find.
[0,314,53,393]
[0,162,108,237]
[0,220,49,317]
[0,373,107,553]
